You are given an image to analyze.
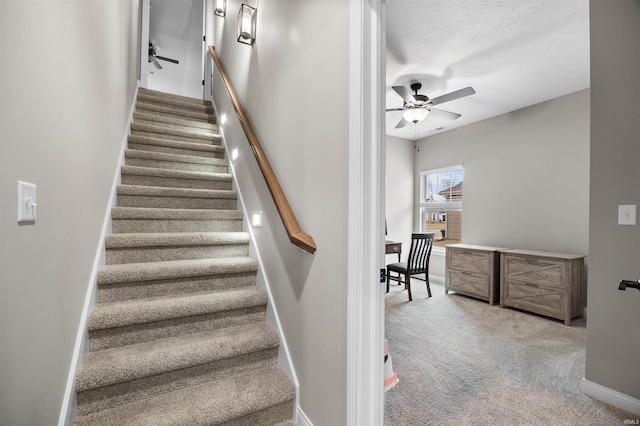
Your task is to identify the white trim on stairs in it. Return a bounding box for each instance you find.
[581,379,640,416]
[57,83,140,426]
[296,407,314,426]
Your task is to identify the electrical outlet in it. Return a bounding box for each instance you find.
[17,181,37,223]
[618,205,636,225]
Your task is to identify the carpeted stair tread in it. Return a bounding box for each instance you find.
[76,321,279,391]
[128,134,222,151]
[138,88,212,107]
[136,101,216,123]
[124,149,228,173]
[97,257,258,285]
[111,207,242,221]
[137,92,214,114]
[125,148,227,166]
[117,184,237,199]
[87,286,267,331]
[121,165,231,182]
[133,111,218,132]
[131,120,220,142]
[75,364,295,426]
[105,231,249,249]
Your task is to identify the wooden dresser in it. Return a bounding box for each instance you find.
[499,249,586,325]
[445,244,507,305]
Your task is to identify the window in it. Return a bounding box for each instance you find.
[420,166,463,247]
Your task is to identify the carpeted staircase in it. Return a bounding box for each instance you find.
[74,88,296,425]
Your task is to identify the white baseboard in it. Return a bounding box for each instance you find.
[297,407,314,426]
[581,378,640,416]
[430,274,445,285]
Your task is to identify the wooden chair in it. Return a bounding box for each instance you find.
[386,233,435,301]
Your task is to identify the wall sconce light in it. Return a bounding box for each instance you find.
[214,0,226,17]
[237,4,257,45]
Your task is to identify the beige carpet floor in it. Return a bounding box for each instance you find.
[384,279,636,426]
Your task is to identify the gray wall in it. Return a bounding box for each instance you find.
[385,135,415,262]
[586,0,640,401]
[211,0,350,424]
[0,1,141,424]
[414,90,590,279]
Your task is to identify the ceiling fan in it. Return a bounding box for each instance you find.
[148,42,179,70]
[386,83,476,129]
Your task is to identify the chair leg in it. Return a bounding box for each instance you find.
[425,272,432,297]
[386,270,390,293]
[406,272,412,301]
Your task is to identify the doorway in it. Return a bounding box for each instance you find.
[142,0,205,99]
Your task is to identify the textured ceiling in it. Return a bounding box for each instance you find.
[385,0,590,141]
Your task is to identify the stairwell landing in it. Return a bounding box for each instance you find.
[73,88,295,425]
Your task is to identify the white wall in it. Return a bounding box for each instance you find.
[586,0,640,405]
[384,135,414,261]
[414,90,590,281]
[0,1,140,424]
[211,1,350,424]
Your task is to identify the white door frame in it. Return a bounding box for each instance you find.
[139,0,150,88]
[347,0,386,425]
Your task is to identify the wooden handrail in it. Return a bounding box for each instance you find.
[208,46,316,254]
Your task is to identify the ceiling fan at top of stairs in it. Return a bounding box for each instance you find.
[386,82,476,128]
[148,42,179,70]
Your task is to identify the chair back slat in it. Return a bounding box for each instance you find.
[407,233,434,273]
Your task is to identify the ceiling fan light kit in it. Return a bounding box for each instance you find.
[403,107,429,124]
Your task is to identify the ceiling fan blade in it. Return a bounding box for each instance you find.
[156,55,179,65]
[427,108,462,120]
[386,108,405,112]
[150,56,163,70]
[429,87,476,106]
[395,117,409,128]
[392,86,416,104]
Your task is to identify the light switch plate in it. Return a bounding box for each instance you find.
[18,181,37,223]
[618,204,636,225]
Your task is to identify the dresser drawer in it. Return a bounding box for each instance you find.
[502,256,565,288]
[448,270,490,298]
[447,248,491,274]
[502,280,564,318]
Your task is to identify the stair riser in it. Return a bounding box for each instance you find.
[220,401,295,426]
[98,272,257,303]
[128,142,225,159]
[136,102,215,123]
[139,88,212,106]
[131,129,220,146]
[137,93,214,113]
[133,112,219,132]
[77,349,278,417]
[117,195,237,210]
[120,175,232,191]
[132,121,219,142]
[106,244,249,264]
[125,157,228,173]
[89,305,266,351]
[111,219,242,234]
